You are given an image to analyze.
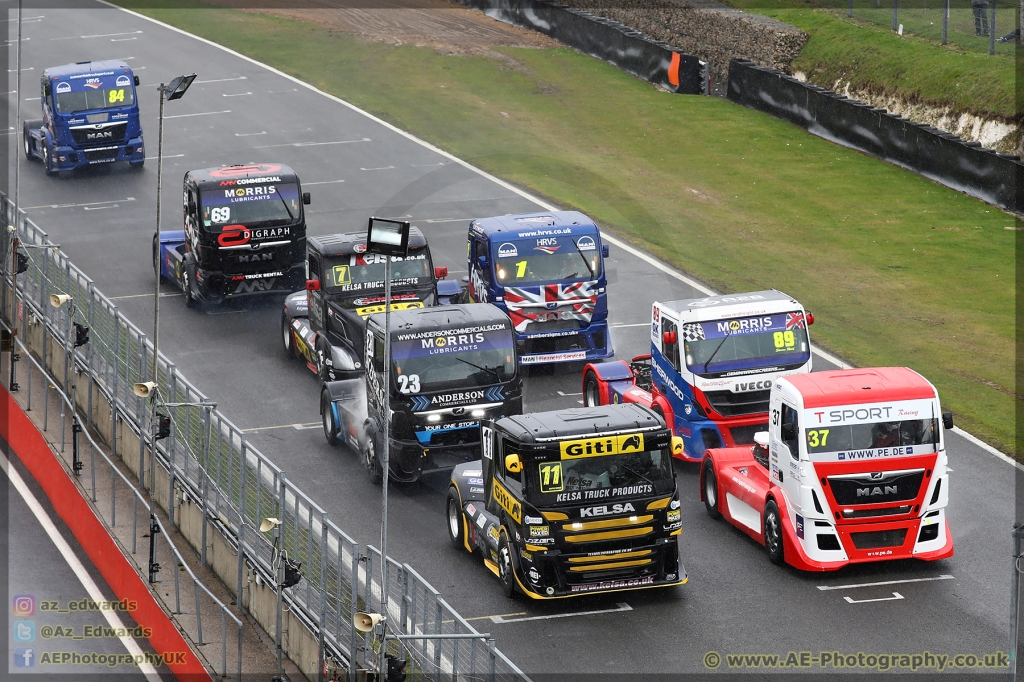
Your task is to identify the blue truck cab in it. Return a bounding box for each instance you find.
[24,60,144,175]
[465,211,613,366]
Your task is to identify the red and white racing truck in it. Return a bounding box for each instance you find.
[700,367,954,571]
[582,290,813,462]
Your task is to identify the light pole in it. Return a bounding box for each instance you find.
[48,293,89,457]
[260,516,285,678]
[363,217,410,680]
[9,0,23,392]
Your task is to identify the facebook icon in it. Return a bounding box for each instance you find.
[14,646,35,668]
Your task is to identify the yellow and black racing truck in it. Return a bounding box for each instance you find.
[445,403,687,599]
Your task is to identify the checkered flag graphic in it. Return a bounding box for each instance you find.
[682,323,705,342]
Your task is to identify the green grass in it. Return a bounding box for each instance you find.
[724,0,1017,119]
[116,2,1017,457]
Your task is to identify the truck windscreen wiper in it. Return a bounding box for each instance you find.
[453,356,502,383]
[272,186,294,221]
[703,328,732,374]
[573,238,595,278]
[618,462,657,488]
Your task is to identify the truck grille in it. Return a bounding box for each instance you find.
[704,389,770,417]
[850,528,908,550]
[223,248,291,275]
[841,505,912,519]
[70,121,127,147]
[827,469,924,506]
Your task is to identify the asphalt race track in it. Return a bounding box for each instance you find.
[5,4,1016,677]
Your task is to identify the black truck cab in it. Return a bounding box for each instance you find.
[447,404,686,599]
[360,304,523,484]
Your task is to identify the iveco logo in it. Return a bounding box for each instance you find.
[451,407,466,416]
[856,485,897,497]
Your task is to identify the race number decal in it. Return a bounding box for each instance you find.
[210,207,230,223]
[773,330,796,351]
[108,88,125,103]
[397,374,421,394]
[538,462,564,493]
[331,265,351,287]
[806,429,829,448]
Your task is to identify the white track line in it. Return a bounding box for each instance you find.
[490,602,632,623]
[101,0,1014,467]
[817,574,954,591]
[0,450,162,681]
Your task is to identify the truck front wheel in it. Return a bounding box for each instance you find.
[583,370,601,407]
[22,126,32,160]
[321,389,339,447]
[446,487,465,550]
[763,500,785,566]
[43,142,57,177]
[282,314,294,357]
[702,462,721,519]
[364,429,383,485]
[498,536,517,599]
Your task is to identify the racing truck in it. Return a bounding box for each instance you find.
[582,290,814,462]
[445,403,687,599]
[154,164,310,306]
[463,211,612,366]
[700,367,954,571]
[282,229,461,381]
[322,304,522,484]
[24,60,144,175]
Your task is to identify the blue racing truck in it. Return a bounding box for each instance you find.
[24,60,144,175]
[463,211,612,366]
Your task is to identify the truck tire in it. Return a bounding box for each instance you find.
[446,487,465,550]
[130,157,145,169]
[43,141,57,177]
[282,313,294,357]
[583,370,601,407]
[22,124,33,160]
[763,500,785,566]
[497,535,517,599]
[182,271,197,308]
[363,428,383,485]
[702,461,721,520]
[321,389,339,447]
[152,235,159,277]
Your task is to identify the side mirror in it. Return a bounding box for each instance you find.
[942,411,953,429]
[505,454,522,474]
[671,436,684,456]
[753,431,769,449]
[477,256,489,270]
[806,312,815,325]
[434,266,448,279]
[781,423,796,441]
[461,275,469,283]
[602,244,609,258]
[302,192,311,205]
[306,279,320,292]
[134,75,140,87]
[663,331,677,345]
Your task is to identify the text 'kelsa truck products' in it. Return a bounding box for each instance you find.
[583,290,814,462]
[155,164,311,306]
[321,304,522,484]
[463,211,612,366]
[24,60,144,175]
[282,229,461,381]
[446,403,687,599]
[700,367,954,571]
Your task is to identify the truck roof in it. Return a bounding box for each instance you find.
[43,60,133,79]
[309,228,427,258]
[186,163,300,191]
[660,290,800,319]
[497,404,665,444]
[783,367,936,408]
[470,211,600,240]
[368,303,511,338]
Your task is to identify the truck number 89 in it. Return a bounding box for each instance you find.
[773,331,796,350]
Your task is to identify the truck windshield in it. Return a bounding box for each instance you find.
[683,311,810,375]
[200,183,301,228]
[805,418,939,456]
[527,446,674,506]
[322,252,432,293]
[55,85,135,113]
[391,324,515,392]
[492,235,600,285]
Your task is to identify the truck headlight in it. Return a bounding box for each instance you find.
[471,409,485,418]
[427,414,441,423]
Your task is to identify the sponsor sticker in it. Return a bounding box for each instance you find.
[56,82,71,93]
[576,235,596,251]
[520,351,587,365]
[569,576,656,593]
[559,433,644,459]
[497,242,518,258]
[115,75,131,87]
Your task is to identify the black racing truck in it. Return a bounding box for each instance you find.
[446,403,687,599]
[321,304,522,484]
[155,163,310,306]
[282,229,461,381]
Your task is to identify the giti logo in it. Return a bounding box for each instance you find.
[492,480,522,524]
[559,433,644,459]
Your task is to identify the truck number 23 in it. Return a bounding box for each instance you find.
[397,374,421,394]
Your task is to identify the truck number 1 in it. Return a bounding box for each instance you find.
[515,260,527,279]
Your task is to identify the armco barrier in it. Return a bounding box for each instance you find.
[727,59,1022,214]
[455,0,707,94]
[0,385,212,682]
[0,193,530,682]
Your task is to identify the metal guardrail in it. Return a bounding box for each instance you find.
[0,192,529,682]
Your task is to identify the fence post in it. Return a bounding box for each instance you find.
[942,0,949,43]
[849,0,853,16]
[318,514,328,682]
[201,402,212,567]
[1011,524,1023,679]
[990,0,997,53]
[892,0,899,31]
[349,548,359,680]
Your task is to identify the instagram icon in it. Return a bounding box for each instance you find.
[12,595,34,617]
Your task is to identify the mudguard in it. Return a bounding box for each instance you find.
[323,378,368,450]
[283,290,308,320]
[450,462,487,505]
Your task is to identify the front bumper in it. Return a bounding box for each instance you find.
[198,263,305,303]
[54,136,145,170]
[387,434,481,483]
[517,321,613,365]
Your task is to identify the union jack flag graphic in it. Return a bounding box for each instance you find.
[786,312,806,330]
[503,282,597,332]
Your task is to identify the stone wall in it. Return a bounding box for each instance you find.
[553,0,807,83]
